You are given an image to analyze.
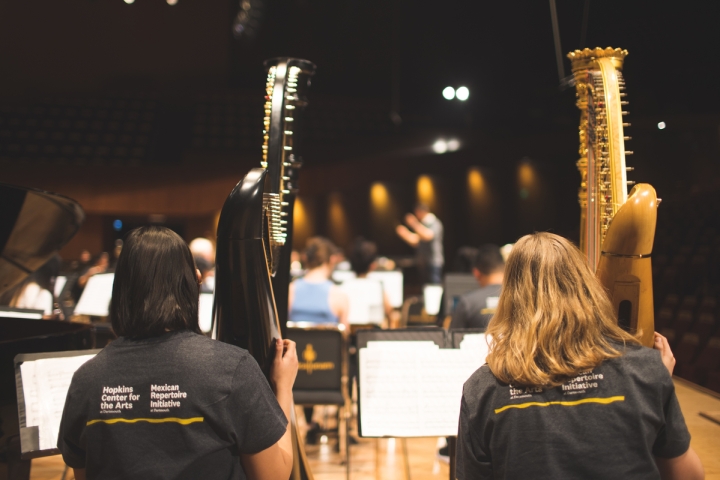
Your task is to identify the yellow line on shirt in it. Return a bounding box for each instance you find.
[494,396,625,414]
[87,417,204,426]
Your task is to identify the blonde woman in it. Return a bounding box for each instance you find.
[457,233,703,480]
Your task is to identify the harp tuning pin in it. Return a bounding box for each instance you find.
[284,146,293,151]
[282,176,290,181]
[623,123,631,127]
[281,202,289,206]
[627,181,636,185]
[283,162,292,167]
[656,198,662,206]
[284,130,293,135]
[626,166,635,171]
[624,136,632,141]
[625,151,634,155]
[620,101,629,105]
[280,212,288,216]
[621,111,629,116]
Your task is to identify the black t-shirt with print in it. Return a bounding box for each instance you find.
[457,344,691,480]
[58,331,288,480]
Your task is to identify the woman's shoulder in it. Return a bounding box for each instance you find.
[463,365,500,397]
[604,341,667,380]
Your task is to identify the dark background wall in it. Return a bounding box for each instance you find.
[1,0,719,265]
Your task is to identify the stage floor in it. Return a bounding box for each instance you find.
[28,379,720,480]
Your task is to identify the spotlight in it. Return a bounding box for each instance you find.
[456,86,469,101]
[432,140,448,154]
[113,219,123,231]
[124,0,134,3]
[442,87,455,100]
[447,139,460,152]
[657,121,666,130]
[167,0,178,4]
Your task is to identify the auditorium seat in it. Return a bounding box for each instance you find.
[681,337,720,386]
[699,296,717,315]
[656,307,675,330]
[671,310,695,344]
[662,294,681,311]
[673,333,700,367]
[659,327,676,346]
[689,313,717,339]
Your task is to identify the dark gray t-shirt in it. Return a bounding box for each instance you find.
[457,344,690,480]
[449,284,502,330]
[58,331,288,480]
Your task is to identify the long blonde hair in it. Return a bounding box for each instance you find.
[486,232,639,387]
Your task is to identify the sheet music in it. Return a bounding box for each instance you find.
[20,354,96,451]
[359,341,485,437]
[459,333,492,366]
[74,273,114,316]
[367,271,403,308]
[54,276,67,298]
[198,293,214,333]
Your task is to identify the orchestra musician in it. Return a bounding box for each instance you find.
[456,232,704,480]
[57,226,299,480]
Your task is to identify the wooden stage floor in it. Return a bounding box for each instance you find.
[28,380,720,480]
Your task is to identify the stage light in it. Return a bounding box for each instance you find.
[167,0,178,4]
[657,121,666,130]
[124,0,134,4]
[417,176,436,209]
[432,139,448,154]
[447,139,460,152]
[468,168,484,195]
[113,219,123,231]
[370,183,389,211]
[442,87,455,100]
[456,86,469,101]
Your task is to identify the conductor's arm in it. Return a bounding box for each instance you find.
[240,339,298,480]
[396,225,420,247]
[404,213,435,242]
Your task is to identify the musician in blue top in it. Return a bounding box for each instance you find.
[288,237,349,328]
[288,237,349,443]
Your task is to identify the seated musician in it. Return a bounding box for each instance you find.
[57,226,298,480]
[449,244,505,330]
[457,232,704,480]
[288,236,349,328]
[340,237,393,325]
[288,236,349,443]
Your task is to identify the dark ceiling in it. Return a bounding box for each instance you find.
[2,0,719,128]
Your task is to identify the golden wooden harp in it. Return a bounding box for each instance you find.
[568,47,659,347]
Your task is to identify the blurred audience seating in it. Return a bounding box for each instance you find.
[652,188,720,393]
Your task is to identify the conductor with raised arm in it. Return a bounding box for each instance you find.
[396,204,444,284]
[57,226,299,480]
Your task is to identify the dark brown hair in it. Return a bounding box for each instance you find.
[304,237,336,269]
[110,226,200,338]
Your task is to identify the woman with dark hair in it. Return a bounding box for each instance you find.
[457,232,703,480]
[58,226,298,480]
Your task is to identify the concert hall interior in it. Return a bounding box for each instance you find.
[2,1,720,480]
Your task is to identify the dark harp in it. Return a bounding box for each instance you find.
[213,58,316,480]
